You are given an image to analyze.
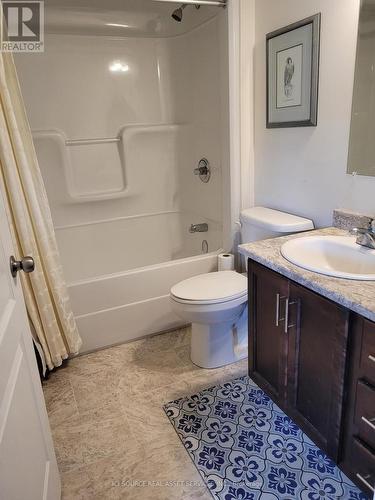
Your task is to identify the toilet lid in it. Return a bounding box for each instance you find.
[171,271,247,304]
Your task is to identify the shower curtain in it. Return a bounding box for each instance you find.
[0,50,82,369]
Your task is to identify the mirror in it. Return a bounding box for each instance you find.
[348,0,375,176]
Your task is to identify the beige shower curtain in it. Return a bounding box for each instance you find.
[0,50,82,369]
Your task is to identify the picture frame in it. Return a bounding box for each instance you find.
[266,13,321,128]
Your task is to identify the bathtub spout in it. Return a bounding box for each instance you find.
[189,223,208,233]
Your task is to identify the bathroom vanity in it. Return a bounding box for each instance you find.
[240,227,375,497]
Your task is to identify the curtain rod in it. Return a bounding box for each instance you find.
[153,0,227,7]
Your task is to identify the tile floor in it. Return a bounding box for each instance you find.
[43,327,248,499]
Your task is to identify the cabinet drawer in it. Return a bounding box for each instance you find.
[361,321,375,386]
[355,381,375,450]
[350,438,375,497]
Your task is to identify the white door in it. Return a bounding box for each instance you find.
[0,187,60,499]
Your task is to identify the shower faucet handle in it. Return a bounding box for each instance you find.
[194,158,211,183]
[194,165,208,176]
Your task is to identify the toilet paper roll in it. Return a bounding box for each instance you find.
[218,253,235,271]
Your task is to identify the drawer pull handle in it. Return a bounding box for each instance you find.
[369,354,375,363]
[275,294,286,327]
[356,473,375,493]
[284,299,298,334]
[361,416,375,431]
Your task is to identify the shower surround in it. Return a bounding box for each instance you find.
[15,2,229,351]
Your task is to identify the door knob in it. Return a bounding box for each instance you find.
[10,255,35,277]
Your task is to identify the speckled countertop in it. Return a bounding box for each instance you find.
[238,227,375,323]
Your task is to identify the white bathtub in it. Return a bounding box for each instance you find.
[57,212,222,352]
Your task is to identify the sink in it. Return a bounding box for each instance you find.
[281,235,375,280]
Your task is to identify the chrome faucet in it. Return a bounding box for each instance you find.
[350,219,375,249]
[189,223,208,233]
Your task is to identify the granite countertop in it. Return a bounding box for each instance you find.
[238,227,375,323]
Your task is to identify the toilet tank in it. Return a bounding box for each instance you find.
[240,207,314,244]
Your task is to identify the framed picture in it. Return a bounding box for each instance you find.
[266,13,321,128]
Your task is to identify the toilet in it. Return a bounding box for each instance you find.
[170,207,314,369]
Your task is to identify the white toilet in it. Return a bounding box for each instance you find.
[170,207,314,369]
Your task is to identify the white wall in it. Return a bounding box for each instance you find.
[239,0,255,211]
[168,17,227,227]
[253,0,375,228]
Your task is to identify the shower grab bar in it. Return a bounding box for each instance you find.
[65,137,120,146]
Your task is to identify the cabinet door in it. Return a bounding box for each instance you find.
[248,260,289,405]
[287,282,350,460]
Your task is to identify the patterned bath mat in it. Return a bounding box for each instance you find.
[163,376,367,500]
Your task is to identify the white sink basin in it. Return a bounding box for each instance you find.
[281,235,375,280]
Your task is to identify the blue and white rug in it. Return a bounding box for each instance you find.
[163,375,367,500]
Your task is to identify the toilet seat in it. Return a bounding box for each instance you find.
[170,271,247,305]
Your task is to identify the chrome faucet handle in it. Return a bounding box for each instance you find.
[350,227,367,236]
[194,165,208,176]
[194,158,211,183]
[350,219,375,235]
[351,219,375,249]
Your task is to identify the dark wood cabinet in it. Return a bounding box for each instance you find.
[248,259,375,496]
[355,381,375,451]
[248,263,288,402]
[341,316,375,497]
[286,282,350,459]
[248,261,349,460]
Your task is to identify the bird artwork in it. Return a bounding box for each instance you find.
[284,57,295,98]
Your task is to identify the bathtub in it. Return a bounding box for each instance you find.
[57,211,222,352]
